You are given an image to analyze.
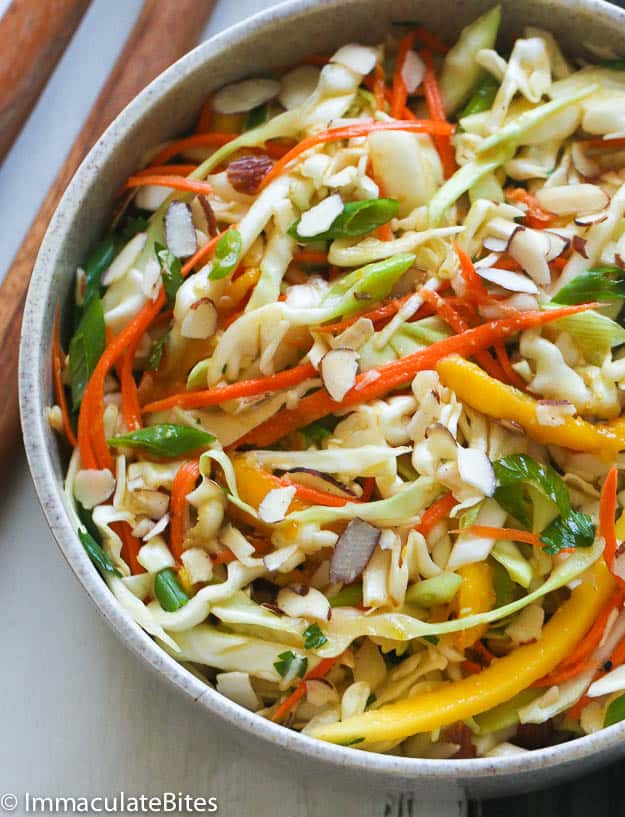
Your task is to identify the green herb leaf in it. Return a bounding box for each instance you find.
[604,691,625,727]
[540,510,595,555]
[601,59,625,70]
[109,423,215,457]
[155,242,183,307]
[303,623,328,650]
[120,215,149,241]
[154,568,189,612]
[82,235,121,306]
[147,333,168,371]
[273,650,308,679]
[209,229,242,280]
[69,295,106,410]
[298,416,339,445]
[289,198,399,243]
[328,583,363,608]
[552,267,625,305]
[365,693,377,708]
[339,736,365,746]
[422,635,439,645]
[493,561,516,607]
[78,529,120,577]
[494,454,570,527]
[245,103,269,130]
[461,73,499,118]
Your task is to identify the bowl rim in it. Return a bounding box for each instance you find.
[19,0,625,784]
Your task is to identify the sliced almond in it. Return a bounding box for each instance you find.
[258,485,297,524]
[297,194,343,238]
[279,64,321,110]
[401,50,425,94]
[534,183,610,216]
[575,211,608,226]
[213,77,281,114]
[330,518,381,583]
[277,586,331,621]
[330,43,378,76]
[457,448,496,497]
[165,201,197,259]
[180,298,218,339]
[508,227,550,287]
[543,231,570,261]
[482,235,509,253]
[572,235,589,259]
[477,266,539,294]
[571,143,600,178]
[320,348,359,401]
[74,468,115,509]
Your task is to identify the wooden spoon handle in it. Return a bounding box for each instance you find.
[0,0,92,164]
[1,0,216,458]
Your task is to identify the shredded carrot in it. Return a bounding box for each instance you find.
[391,32,416,119]
[293,250,329,265]
[472,640,495,665]
[505,187,556,229]
[114,521,144,575]
[150,132,236,166]
[420,49,456,178]
[601,466,619,568]
[494,343,527,391]
[51,307,77,448]
[259,119,454,191]
[195,96,213,133]
[360,477,376,502]
[535,589,625,688]
[132,164,198,178]
[416,491,458,538]
[236,302,596,448]
[550,256,568,272]
[455,242,490,302]
[170,460,201,563]
[79,230,230,471]
[120,333,143,433]
[284,480,361,508]
[414,25,450,54]
[272,656,341,723]
[373,62,387,112]
[465,525,544,548]
[124,175,213,196]
[581,136,625,151]
[463,659,484,675]
[142,362,317,414]
[314,291,436,335]
[419,287,509,383]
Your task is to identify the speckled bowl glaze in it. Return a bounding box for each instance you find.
[19,0,625,798]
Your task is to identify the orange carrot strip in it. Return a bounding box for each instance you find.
[272,656,341,723]
[414,26,449,54]
[581,136,625,151]
[391,32,416,119]
[463,659,484,675]
[150,132,236,166]
[285,481,361,508]
[259,119,454,190]
[419,288,509,383]
[142,362,317,414]
[416,491,458,538]
[360,477,376,502]
[52,307,77,448]
[505,187,556,229]
[114,521,144,575]
[170,460,201,563]
[494,343,527,392]
[79,231,229,471]
[466,525,544,547]
[195,96,213,133]
[124,175,213,196]
[455,242,490,302]
[421,49,456,178]
[601,466,619,568]
[132,164,198,178]
[236,303,595,448]
[293,250,329,265]
[120,333,143,433]
[373,62,387,111]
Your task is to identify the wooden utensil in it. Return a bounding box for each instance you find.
[0,0,216,459]
[0,0,92,164]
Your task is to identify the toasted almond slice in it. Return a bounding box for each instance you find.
[279,64,321,110]
[534,183,610,215]
[477,266,539,294]
[180,298,218,339]
[213,77,281,114]
[402,50,425,94]
[74,468,115,509]
[320,348,359,401]
[508,227,550,286]
[331,43,378,76]
[165,201,197,259]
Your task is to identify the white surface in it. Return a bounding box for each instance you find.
[0,2,466,814]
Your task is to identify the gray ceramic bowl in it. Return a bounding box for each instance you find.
[19,0,625,799]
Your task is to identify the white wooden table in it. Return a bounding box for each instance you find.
[0,1,464,814]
